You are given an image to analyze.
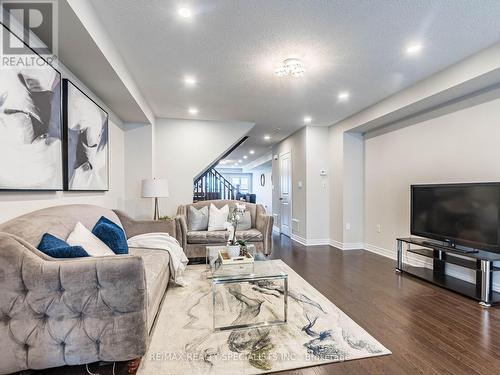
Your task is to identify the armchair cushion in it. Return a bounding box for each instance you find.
[93,216,129,255]
[38,233,89,258]
[187,205,209,231]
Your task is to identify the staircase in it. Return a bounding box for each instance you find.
[193,168,236,202]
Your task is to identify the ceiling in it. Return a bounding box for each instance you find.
[58,1,149,123]
[88,0,500,166]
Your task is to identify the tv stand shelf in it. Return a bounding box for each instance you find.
[397,237,500,307]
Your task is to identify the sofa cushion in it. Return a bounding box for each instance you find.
[129,248,170,332]
[92,216,129,255]
[238,211,252,230]
[187,230,228,244]
[188,206,209,231]
[66,222,115,257]
[208,204,229,231]
[236,229,263,242]
[38,233,89,258]
[187,229,263,244]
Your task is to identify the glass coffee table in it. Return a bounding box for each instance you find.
[206,245,288,331]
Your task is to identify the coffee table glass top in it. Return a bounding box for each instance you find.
[206,245,287,281]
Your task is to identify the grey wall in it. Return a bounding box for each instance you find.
[364,96,500,289]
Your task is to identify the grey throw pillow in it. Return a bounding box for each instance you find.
[238,211,252,230]
[188,206,209,231]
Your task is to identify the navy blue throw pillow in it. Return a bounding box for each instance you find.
[92,216,128,255]
[37,233,89,258]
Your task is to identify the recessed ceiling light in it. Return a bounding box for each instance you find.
[249,150,255,154]
[178,7,192,18]
[243,155,248,159]
[188,107,198,115]
[264,135,271,140]
[338,91,350,101]
[303,116,312,124]
[184,75,197,86]
[238,159,243,163]
[406,43,423,56]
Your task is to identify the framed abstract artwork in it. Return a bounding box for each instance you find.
[0,24,63,190]
[63,79,109,191]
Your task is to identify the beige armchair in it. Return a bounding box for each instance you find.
[176,200,273,258]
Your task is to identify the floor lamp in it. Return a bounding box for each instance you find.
[142,178,169,220]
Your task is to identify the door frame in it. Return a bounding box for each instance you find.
[279,150,292,237]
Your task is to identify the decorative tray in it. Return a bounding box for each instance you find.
[218,249,255,265]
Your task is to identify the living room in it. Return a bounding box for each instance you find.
[1,1,500,374]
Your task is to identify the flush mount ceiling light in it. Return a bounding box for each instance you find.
[274,58,305,78]
[178,7,192,18]
[264,135,271,140]
[303,116,312,124]
[188,107,198,115]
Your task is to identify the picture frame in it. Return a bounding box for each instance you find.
[0,23,63,191]
[62,79,109,191]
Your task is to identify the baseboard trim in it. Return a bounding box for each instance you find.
[329,239,364,251]
[290,234,330,246]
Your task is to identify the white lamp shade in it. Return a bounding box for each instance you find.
[142,178,169,198]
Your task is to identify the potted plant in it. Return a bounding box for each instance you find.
[224,203,246,258]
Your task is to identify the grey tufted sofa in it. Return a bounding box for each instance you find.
[0,204,182,375]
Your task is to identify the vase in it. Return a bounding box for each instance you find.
[227,245,241,258]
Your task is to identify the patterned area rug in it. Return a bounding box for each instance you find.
[138,260,391,374]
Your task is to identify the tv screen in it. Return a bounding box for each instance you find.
[411,183,500,251]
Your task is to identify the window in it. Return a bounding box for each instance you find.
[231,176,250,193]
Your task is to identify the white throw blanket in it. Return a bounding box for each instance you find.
[127,233,189,286]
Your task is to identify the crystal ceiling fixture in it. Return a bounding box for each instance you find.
[274,58,305,78]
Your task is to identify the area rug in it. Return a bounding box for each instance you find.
[138,260,391,374]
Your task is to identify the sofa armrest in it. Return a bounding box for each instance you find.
[255,214,274,256]
[0,233,148,374]
[177,214,188,250]
[114,209,182,245]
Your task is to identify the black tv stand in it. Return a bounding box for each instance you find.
[421,240,478,253]
[397,237,500,307]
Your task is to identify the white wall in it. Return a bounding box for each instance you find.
[305,127,330,242]
[364,97,500,289]
[251,168,272,213]
[154,118,254,216]
[123,123,153,219]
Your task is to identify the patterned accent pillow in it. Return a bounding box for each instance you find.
[188,206,209,231]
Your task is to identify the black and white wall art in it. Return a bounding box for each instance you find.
[0,24,63,190]
[63,79,109,191]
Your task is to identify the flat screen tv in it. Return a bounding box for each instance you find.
[411,183,500,252]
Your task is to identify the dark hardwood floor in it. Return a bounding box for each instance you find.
[23,234,500,375]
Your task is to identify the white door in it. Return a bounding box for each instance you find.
[279,152,292,237]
